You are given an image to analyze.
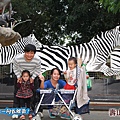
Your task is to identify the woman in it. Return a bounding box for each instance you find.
[39,68,66,89]
[39,68,70,119]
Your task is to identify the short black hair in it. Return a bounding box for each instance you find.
[51,68,61,75]
[24,44,36,53]
[68,57,77,64]
[21,70,31,77]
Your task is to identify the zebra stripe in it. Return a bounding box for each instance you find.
[111,47,120,71]
[36,45,68,72]
[0,26,119,76]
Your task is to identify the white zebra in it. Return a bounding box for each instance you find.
[0,25,120,76]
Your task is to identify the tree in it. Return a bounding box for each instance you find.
[65,0,120,45]
[12,0,68,45]
[99,0,120,14]
[11,0,120,46]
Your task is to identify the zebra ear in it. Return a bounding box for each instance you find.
[28,34,43,50]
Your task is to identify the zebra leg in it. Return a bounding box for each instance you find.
[100,64,119,76]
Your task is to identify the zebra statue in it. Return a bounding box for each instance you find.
[0,25,120,76]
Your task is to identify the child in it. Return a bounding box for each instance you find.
[63,57,79,90]
[16,70,34,120]
[60,57,80,119]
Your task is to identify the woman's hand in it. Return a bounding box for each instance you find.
[39,73,45,82]
[39,73,45,89]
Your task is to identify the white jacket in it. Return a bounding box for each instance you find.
[76,66,90,108]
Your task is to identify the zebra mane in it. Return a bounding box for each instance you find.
[0,25,120,76]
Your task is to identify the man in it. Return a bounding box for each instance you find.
[13,44,41,84]
[12,44,43,118]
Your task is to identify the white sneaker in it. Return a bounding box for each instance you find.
[38,112,43,118]
[12,114,18,119]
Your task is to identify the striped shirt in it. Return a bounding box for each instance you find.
[13,53,41,79]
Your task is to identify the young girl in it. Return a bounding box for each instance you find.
[16,70,34,120]
[63,57,80,90]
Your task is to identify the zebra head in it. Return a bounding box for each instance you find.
[0,34,42,65]
[15,34,42,53]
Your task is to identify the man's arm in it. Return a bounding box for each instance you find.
[13,58,21,79]
[31,56,41,79]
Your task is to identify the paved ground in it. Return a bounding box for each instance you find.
[0,110,120,120]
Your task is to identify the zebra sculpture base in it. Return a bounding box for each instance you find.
[0,26,21,46]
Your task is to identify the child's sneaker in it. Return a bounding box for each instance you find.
[38,112,44,118]
[48,109,56,118]
[20,115,25,120]
[60,111,71,120]
[11,114,19,119]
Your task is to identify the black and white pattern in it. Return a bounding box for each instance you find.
[0,26,120,76]
[111,47,120,71]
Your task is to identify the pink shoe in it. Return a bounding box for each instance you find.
[28,114,32,120]
[20,115,25,120]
